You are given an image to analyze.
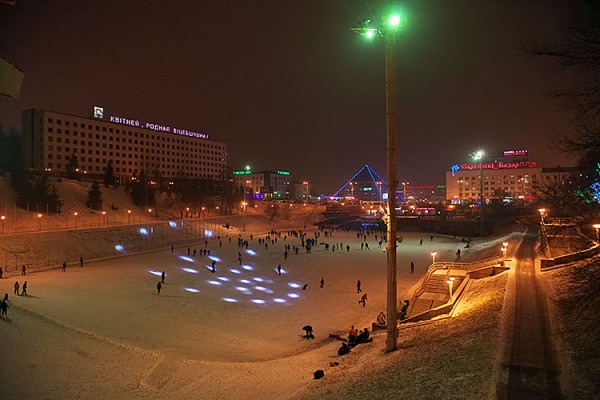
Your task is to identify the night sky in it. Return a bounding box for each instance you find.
[0,1,576,193]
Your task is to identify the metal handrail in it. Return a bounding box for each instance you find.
[413,256,501,301]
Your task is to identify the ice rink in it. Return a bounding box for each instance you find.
[0,229,472,399]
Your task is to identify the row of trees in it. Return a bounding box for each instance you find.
[1,129,64,212]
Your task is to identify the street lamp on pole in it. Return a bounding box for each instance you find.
[1,215,5,234]
[446,276,455,299]
[538,208,546,223]
[302,181,309,203]
[471,150,485,236]
[431,251,437,265]
[593,224,600,242]
[241,201,247,232]
[352,10,406,352]
[402,181,409,204]
[37,213,42,231]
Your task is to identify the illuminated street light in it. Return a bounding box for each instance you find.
[73,212,78,228]
[501,242,508,261]
[352,8,407,352]
[102,210,107,226]
[1,215,5,234]
[446,276,455,298]
[431,251,438,265]
[401,181,409,203]
[538,208,546,223]
[471,149,485,236]
[539,208,548,249]
[302,181,309,203]
[593,224,600,242]
[241,201,248,232]
[127,209,132,224]
[37,213,42,231]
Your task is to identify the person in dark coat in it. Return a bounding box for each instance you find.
[156,281,162,295]
[13,281,19,295]
[161,271,166,284]
[62,261,67,272]
[358,293,368,307]
[0,299,8,316]
[80,256,84,267]
[302,325,315,339]
[338,342,350,356]
[21,281,28,296]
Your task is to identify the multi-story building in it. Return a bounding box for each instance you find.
[445,149,577,204]
[22,107,227,181]
[232,167,292,200]
[405,185,446,204]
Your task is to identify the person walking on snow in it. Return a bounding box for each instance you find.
[357,279,362,293]
[156,281,162,295]
[358,293,368,307]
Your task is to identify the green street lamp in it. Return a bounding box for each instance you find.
[471,149,485,236]
[352,9,407,353]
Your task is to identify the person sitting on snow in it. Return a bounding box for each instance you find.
[337,342,350,356]
[377,311,387,326]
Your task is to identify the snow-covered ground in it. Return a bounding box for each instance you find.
[0,227,509,399]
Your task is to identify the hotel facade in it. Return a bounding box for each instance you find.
[445,150,577,204]
[22,107,227,181]
[232,168,292,200]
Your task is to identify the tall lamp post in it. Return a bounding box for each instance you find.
[402,181,409,204]
[471,150,485,236]
[593,223,600,242]
[1,215,5,234]
[241,201,247,232]
[352,10,406,352]
[431,251,437,265]
[538,208,547,249]
[302,181,309,203]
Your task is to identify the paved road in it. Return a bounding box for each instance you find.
[497,227,563,399]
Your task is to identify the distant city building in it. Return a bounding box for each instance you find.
[233,167,291,200]
[405,185,446,204]
[22,107,227,181]
[445,149,577,203]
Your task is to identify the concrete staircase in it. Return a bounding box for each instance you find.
[407,272,465,318]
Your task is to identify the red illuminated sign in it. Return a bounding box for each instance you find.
[503,150,528,157]
[460,161,537,170]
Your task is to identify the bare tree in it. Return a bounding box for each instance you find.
[533,0,600,202]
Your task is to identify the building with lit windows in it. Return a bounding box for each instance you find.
[445,150,577,204]
[232,167,292,200]
[22,107,227,181]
